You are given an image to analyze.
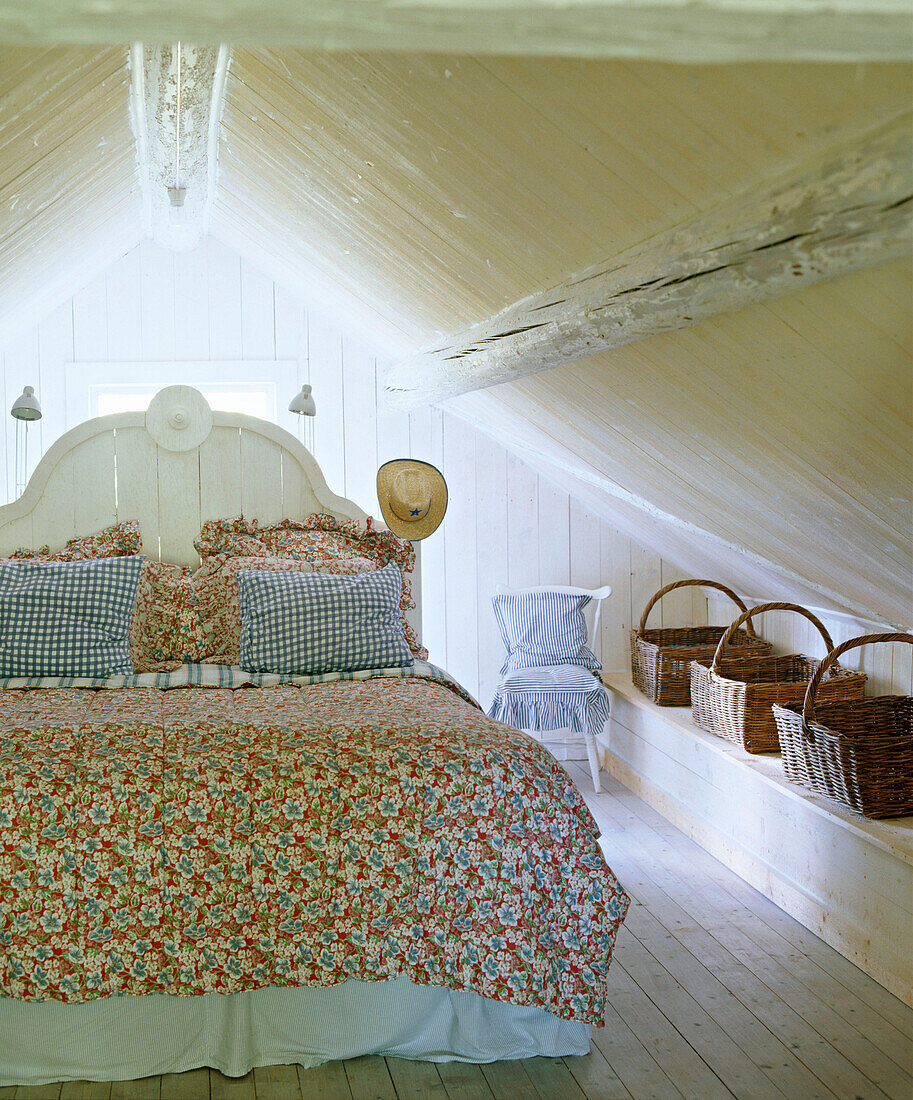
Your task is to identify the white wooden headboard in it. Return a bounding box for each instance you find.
[0,385,421,633]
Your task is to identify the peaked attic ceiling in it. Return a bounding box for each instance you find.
[0,46,141,342]
[0,22,910,628]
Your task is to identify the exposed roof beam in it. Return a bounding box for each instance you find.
[385,110,913,408]
[129,43,229,252]
[1,1,910,61]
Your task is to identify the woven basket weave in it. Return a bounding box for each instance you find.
[630,579,771,706]
[772,633,913,818]
[690,602,867,753]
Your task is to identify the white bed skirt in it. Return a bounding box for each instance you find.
[0,977,591,1086]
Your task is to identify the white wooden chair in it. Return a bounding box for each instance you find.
[487,584,612,792]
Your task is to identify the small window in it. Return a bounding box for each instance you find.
[92,383,275,420]
[65,360,298,431]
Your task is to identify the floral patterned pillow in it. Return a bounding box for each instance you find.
[8,521,205,672]
[192,555,320,664]
[130,561,208,672]
[11,519,143,561]
[195,515,427,659]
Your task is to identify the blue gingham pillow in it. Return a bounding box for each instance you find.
[0,555,144,677]
[238,563,414,675]
[493,590,600,676]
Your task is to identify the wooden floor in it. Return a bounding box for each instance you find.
[4,764,912,1100]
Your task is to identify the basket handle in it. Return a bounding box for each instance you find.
[802,632,913,732]
[638,579,756,635]
[710,601,835,675]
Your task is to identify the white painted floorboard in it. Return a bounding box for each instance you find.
[6,768,912,1100]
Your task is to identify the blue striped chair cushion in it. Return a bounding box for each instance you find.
[493,590,600,676]
[0,555,144,677]
[238,563,414,675]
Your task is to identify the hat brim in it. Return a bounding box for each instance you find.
[377,460,448,541]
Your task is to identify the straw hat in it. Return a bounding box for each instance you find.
[377,459,448,541]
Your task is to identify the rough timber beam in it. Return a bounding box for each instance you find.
[385,110,913,409]
[0,1,910,61]
[130,43,229,253]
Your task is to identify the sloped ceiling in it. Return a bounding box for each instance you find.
[0,43,909,625]
[448,258,912,626]
[216,52,910,344]
[217,52,912,625]
[0,46,141,345]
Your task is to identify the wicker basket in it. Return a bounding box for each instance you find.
[772,633,913,818]
[690,602,868,753]
[630,579,772,706]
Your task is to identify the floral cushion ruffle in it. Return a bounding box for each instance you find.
[7,521,202,673]
[194,515,426,659]
[5,514,429,669]
[193,555,321,664]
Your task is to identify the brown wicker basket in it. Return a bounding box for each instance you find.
[630,579,772,706]
[772,633,913,818]
[690,602,867,753]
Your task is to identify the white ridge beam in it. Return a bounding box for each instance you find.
[1,1,910,61]
[130,42,229,253]
[385,110,913,408]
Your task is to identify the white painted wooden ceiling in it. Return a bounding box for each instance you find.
[0,46,141,342]
[0,43,909,625]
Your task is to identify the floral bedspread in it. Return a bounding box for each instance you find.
[0,673,629,1022]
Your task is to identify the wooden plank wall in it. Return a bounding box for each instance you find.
[0,236,704,706]
[707,594,913,697]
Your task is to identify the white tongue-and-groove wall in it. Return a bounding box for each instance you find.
[0,235,709,706]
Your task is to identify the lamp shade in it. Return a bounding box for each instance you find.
[11,386,41,421]
[288,384,316,416]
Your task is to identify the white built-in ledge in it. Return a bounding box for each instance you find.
[599,673,913,1008]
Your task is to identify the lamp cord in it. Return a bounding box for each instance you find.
[175,43,182,189]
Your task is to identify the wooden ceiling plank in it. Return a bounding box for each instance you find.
[521,341,909,554]
[490,356,911,593]
[672,318,911,524]
[704,309,912,484]
[452,385,910,625]
[217,136,496,323]
[221,75,559,293]
[0,200,140,346]
[856,257,912,312]
[218,91,536,330]
[648,300,912,493]
[231,51,612,268]
[478,391,882,598]
[0,192,139,279]
[0,109,134,217]
[0,191,139,277]
[208,197,416,348]
[471,56,698,219]
[763,283,913,396]
[385,108,913,406]
[0,45,120,105]
[670,284,911,437]
[225,49,710,334]
[212,172,459,320]
[625,60,912,168]
[350,51,665,239]
[473,55,742,206]
[0,94,130,195]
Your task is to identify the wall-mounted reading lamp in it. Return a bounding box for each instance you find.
[289,384,316,451]
[11,385,42,498]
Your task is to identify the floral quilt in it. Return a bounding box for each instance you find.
[0,672,629,1022]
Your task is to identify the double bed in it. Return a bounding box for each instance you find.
[0,387,629,1086]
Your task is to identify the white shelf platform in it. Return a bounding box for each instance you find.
[599,673,913,1008]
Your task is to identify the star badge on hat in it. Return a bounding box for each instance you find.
[376,459,448,541]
